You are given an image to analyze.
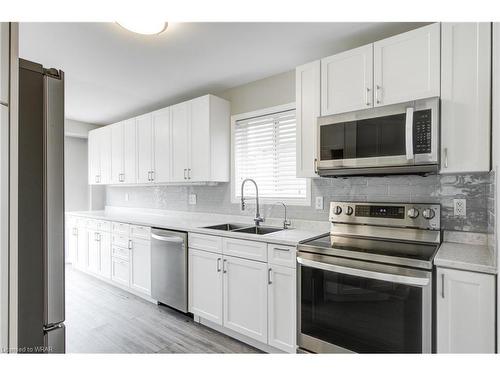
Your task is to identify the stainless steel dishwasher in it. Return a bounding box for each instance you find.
[151,228,188,313]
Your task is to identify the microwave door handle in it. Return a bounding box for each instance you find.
[297,256,429,287]
[405,107,414,160]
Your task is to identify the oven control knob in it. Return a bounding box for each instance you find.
[333,206,342,215]
[345,206,354,216]
[422,208,435,220]
[407,207,420,219]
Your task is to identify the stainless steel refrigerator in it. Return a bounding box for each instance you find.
[18,58,65,353]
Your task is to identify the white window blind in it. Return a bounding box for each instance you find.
[234,109,307,200]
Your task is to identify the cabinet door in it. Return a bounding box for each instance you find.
[87,231,100,274]
[189,96,210,181]
[268,265,296,353]
[111,257,130,287]
[152,107,171,183]
[110,122,124,184]
[130,238,151,295]
[188,248,223,324]
[88,130,100,185]
[98,127,112,184]
[436,267,495,353]
[440,22,491,174]
[374,23,440,106]
[123,119,137,184]
[136,114,153,184]
[99,232,111,279]
[296,60,320,178]
[76,227,89,270]
[321,44,373,115]
[170,102,190,182]
[223,255,268,343]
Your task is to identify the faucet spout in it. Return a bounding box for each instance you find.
[240,178,264,226]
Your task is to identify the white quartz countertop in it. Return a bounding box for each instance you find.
[434,241,497,275]
[67,208,327,247]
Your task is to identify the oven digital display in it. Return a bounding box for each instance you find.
[355,205,405,219]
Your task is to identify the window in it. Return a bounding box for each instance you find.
[232,105,310,205]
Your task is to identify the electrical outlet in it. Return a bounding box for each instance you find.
[125,193,129,202]
[188,193,197,205]
[454,198,466,217]
[315,196,324,210]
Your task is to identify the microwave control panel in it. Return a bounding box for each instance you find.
[413,109,432,154]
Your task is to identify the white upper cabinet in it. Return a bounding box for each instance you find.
[296,60,321,178]
[373,23,440,106]
[436,267,495,353]
[152,107,171,183]
[440,22,491,174]
[89,94,229,185]
[1,23,9,105]
[170,101,190,182]
[88,126,111,185]
[321,44,373,115]
[136,113,154,184]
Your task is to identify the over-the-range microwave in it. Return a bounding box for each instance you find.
[316,97,439,177]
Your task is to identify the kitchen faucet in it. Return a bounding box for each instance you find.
[274,202,291,229]
[240,178,264,226]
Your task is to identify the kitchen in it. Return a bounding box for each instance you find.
[1,15,499,362]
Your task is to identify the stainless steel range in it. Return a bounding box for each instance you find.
[297,201,441,354]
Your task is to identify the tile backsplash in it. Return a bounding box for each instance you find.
[106,172,494,233]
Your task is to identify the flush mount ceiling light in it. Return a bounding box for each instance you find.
[117,21,168,35]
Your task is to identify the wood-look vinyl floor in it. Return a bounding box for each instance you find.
[65,265,261,353]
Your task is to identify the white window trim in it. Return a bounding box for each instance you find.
[230,103,311,207]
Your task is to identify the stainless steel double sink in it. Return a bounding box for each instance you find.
[202,223,284,235]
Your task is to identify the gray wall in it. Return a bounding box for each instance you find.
[64,136,89,211]
[107,172,494,233]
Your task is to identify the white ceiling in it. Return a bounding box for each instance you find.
[19,22,427,125]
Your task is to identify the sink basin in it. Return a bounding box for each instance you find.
[232,226,284,235]
[203,223,252,231]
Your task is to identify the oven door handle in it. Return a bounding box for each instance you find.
[297,256,429,287]
[405,107,414,160]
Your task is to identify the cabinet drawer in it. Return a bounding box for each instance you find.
[267,244,297,268]
[111,257,130,287]
[112,222,130,235]
[189,233,222,254]
[96,220,111,232]
[112,233,130,248]
[130,225,151,239]
[223,238,267,262]
[112,246,130,261]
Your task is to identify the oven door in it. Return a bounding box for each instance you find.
[297,251,432,353]
[317,98,439,171]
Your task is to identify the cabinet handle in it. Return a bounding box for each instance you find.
[188,169,191,180]
[183,169,187,180]
[268,268,273,285]
[314,158,318,174]
[222,259,227,273]
[365,87,371,106]
[216,258,221,273]
[441,273,445,298]
[375,85,381,104]
[151,170,155,181]
[273,247,290,252]
[443,148,448,169]
[95,175,99,183]
[128,239,132,249]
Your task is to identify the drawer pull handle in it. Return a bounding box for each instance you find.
[273,247,290,252]
[268,268,273,284]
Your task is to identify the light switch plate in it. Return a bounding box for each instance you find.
[315,196,324,210]
[453,198,466,217]
[188,193,197,205]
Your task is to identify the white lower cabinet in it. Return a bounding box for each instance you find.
[188,234,297,352]
[76,226,89,270]
[188,248,223,325]
[111,256,130,287]
[223,255,268,344]
[267,265,296,353]
[436,267,496,353]
[130,238,151,295]
[88,230,111,278]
